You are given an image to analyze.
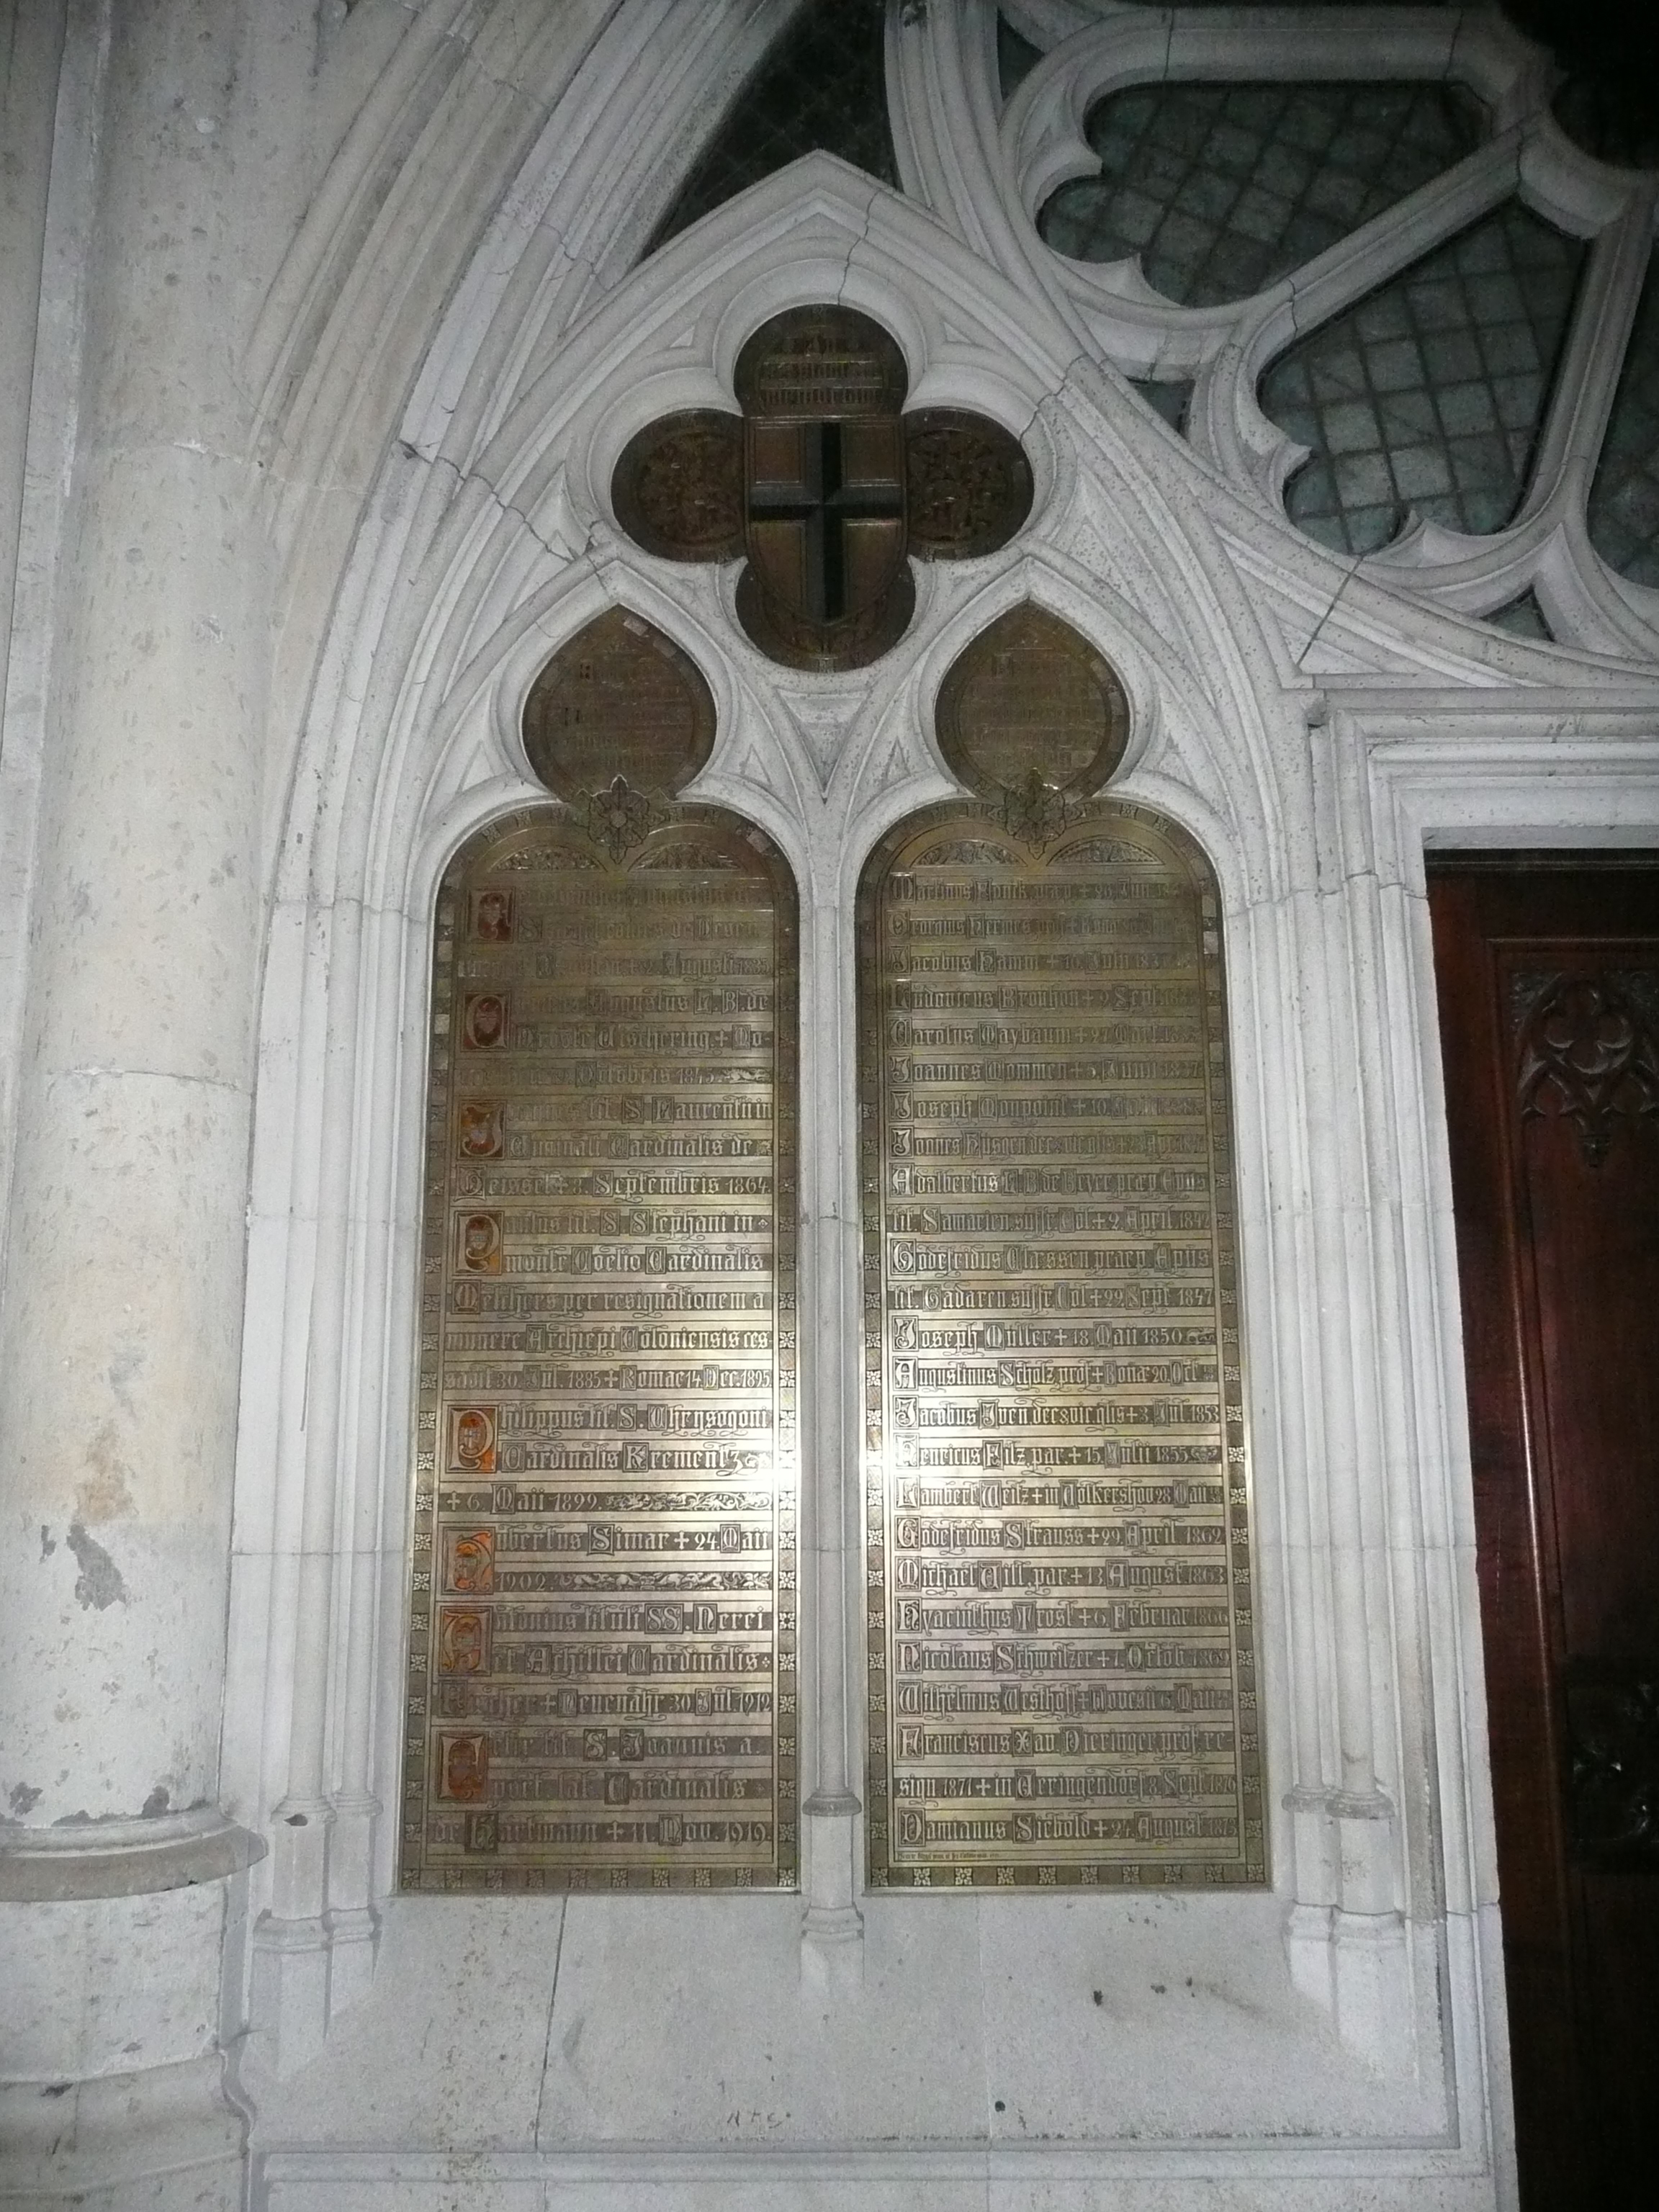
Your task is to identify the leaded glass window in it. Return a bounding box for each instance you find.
[1040,80,1484,310]
[997,14,1042,104]
[1259,202,1586,556]
[1130,377,1195,436]
[1488,590,1555,641]
[1588,251,1659,588]
[652,0,896,248]
[989,5,1659,651]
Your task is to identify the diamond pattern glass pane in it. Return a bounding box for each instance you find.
[1488,589,1554,640]
[1128,376,1193,433]
[651,0,896,251]
[1038,79,1483,307]
[1260,201,1587,557]
[1588,248,1659,588]
[998,14,1043,102]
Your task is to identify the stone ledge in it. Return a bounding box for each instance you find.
[0,1809,265,1901]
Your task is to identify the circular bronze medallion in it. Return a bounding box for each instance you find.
[904,410,1033,559]
[611,410,745,562]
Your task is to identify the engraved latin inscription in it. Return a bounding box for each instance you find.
[400,806,799,1892]
[859,802,1264,1888]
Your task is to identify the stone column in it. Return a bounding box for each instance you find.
[0,5,278,2203]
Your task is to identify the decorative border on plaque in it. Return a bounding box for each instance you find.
[400,803,799,1893]
[856,799,1264,1891]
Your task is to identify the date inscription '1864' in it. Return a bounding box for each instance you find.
[400,770,799,1888]
[858,799,1264,1889]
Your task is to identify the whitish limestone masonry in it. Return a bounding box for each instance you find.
[1,6,1656,2210]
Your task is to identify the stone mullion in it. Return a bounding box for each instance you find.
[1514,194,1655,529]
[797,881,866,1968]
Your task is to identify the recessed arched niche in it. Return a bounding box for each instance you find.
[400,611,799,1894]
[858,608,1264,1893]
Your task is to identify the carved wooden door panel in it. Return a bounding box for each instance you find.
[1429,861,1659,2208]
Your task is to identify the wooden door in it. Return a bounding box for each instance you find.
[1429,860,1659,2208]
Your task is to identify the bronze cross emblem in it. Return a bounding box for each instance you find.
[613,306,1033,672]
[745,417,905,627]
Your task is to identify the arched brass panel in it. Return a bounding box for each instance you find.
[858,799,1264,1890]
[400,801,799,1892]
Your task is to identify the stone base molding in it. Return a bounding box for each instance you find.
[0,2056,244,2212]
[0,1810,265,1904]
[0,1876,253,2212]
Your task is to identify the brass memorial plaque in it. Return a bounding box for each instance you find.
[521,605,716,800]
[611,307,1033,675]
[400,625,798,1893]
[858,799,1264,1889]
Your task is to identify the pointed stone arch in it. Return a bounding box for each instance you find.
[224,33,1575,2173]
[230,129,1315,2072]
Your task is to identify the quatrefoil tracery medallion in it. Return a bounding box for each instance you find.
[612,307,1033,673]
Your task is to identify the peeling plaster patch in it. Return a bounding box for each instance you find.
[8,1782,41,1815]
[141,1785,170,1817]
[76,1424,135,1523]
[66,1521,127,1610]
[39,1524,55,1559]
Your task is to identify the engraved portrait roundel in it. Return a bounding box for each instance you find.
[904,410,1035,561]
[936,605,1130,804]
[611,411,745,563]
[521,608,715,804]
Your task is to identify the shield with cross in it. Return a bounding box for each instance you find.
[731,307,913,670]
[611,305,1033,673]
